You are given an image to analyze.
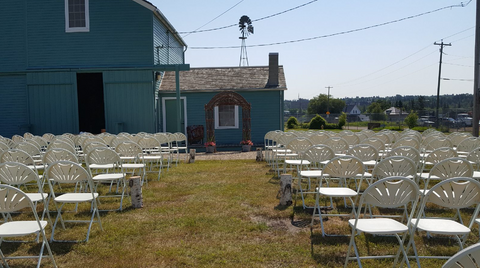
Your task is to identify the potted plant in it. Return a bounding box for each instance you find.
[205,140,216,153]
[240,140,253,152]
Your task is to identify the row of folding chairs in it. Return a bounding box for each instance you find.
[298,154,480,267]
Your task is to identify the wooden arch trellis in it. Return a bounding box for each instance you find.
[205,91,251,143]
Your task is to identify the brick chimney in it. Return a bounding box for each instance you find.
[266,53,279,88]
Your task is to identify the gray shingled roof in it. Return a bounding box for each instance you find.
[159,66,287,92]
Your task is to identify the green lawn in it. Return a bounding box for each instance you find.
[2,159,477,267]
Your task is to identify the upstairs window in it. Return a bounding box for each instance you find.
[65,0,90,32]
[215,105,238,129]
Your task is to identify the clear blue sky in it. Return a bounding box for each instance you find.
[150,0,475,101]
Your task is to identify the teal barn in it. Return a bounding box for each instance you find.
[0,0,188,137]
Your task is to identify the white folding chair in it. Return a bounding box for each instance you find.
[139,136,165,181]
[46,160,103,242]
[115,141,147,185]
[86,147,127,211]
[311,155,365,237]
[0,185,57,267]
[345,176,420,268]
[296,145,335,209]
[407,177,480,263]
[442,242,480,268]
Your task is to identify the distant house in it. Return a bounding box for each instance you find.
[0,0,188,137]
[158,53,286,146]
[385,107,409,121]
[343,104,361,115]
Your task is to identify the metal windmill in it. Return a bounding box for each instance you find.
[238,15,254,67]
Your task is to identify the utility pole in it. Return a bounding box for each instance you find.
[473,0,480,137]
[434,41,451,128]
[326,86,333,118]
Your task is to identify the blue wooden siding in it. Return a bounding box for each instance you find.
[159,90,283,144]
[0,75,29,137]
[103,70,155,134]
[26,72,79,135]
[153,20,184,65]
[0,1,27,72]
[24,0,154,69]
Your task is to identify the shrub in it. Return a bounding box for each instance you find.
[404,111,418,129]
[309,115,327,129]
[300,122,310,129]
[338,112,347,129]
[324,123,339,129]
[286,116,299,129]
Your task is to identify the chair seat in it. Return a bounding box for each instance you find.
[55,193,99,203]
[0,221,47,237]
[362,160,377,167]
[348,218,408,234]
[25,193,48,203]
[285,160,310,166]
[143,155,163,160]
[92,173,124,181]
[121,163,145,169]
[417,172,439,180]
[318,187,357,197]
[299,170,322,178]
[89,163,115,169]
[410,218,471,235]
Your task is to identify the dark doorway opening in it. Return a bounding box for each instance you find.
[77,73,105,134]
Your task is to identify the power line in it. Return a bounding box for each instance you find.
[181,0,244,38]
[177,0,319,34]
[190,1,469,49]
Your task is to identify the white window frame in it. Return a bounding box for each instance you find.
[215,105,239,129]
[65,0,90,33]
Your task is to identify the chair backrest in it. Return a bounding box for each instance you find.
[303,145,335,166]
[456,137,480,153]
[425,137,453,151]
[308,133,330,145]
[429,157,474,181]
[0,149,35,166]
[372,156,417,179]
[138,136,160,151]
[277,132,297,147]
[115,141,143,158]
[322,156,364,179]
[363,138,385,153]
[83,142,108,155]
[43,148,79,165]
[392,136,420,150]
[424,147,458,165]
[346,144,378,161]
[286,137,313,154]
[86,147,121,165]
[12,134,25,144]
[442,242,480,268]
[42,133,56,143]
[450,133,474,148]
[46,160,90,184]
[355,133,368,143]
[0,142,9,153]
[1,138,15,149]
[387,146,421,163]
[0,162,40,185]
[323,137,349,154]
[467,147,480,168]
[0,185,36,213]
[15,141,41,157]
[423,177,480,211]
[341,134,360,146]
[111,136,132,148]
[47,140,76,154]
[372,133,391,145]
[359,176,419,209]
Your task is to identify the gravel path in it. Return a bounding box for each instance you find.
[185,150,260,161]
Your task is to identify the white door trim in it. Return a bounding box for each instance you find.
[162,97,187,134]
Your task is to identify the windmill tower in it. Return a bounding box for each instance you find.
[239,15,254,67]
